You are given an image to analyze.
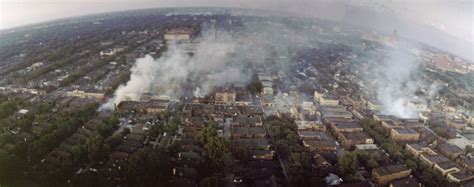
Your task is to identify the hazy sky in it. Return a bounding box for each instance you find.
[0,0,472,59]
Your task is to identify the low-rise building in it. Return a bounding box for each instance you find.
[372,164,412,186]
[460,158,474,172]
[437,143,464,160]
[446,118,468,130]
[164,28,194,41]
[388,177,421,187]
[215,88,236,104]
[328,120,363,137]
[319,95,339,106]
[420,153,450,168]
[298,130,329,140]
[433,161,461,176]
[447,169,474,183]
[231,126,266,139]
[303,139,337,153]
[389,128,420,142]
[295,120,325,131]
[338,131,374,149]
[405,143,436,158]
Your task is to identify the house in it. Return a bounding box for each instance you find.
[460,158,474,172]
[164,28,194,41]
[405,143,436,158]
[437,143,464,160]
[231,126,266,139]
[319,95,339,106]
[371,164,412,186]
[420,153,450,168]
[355,144,379,151]
[117,99,169,114]
[433,161,461,176]
[447,169,474,183]
[232,115,263,127]
[389,128,420,142]
[446,118,468,130]
[338,131,374,149]
[322,110,353,119]
[328,120,363,137]
[367,100,383,111]
[295,120,326,131]
[303,139,337,153]
[215,88,236,104]
[298,130,329,140]
[388,176,421,187]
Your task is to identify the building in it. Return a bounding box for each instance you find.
[65,89,104,100]
[433,161,461,176]
[295,120,326,131]
[405,143,436,158]
[389,128,420,142]
[116,99,169,114]
[328,120,363,137]
[388,177,421,187]
[298,130,329,140]
[447,169,474,183]
[437,143,464,160]
[164,28,194,41]
[446,118,468,130]
[355,144,379,151]
[420,153,450,168]
[215,89,236,104]
[461,158,474,172]
[303,139,337,153]
[338,131,374,149]
[371,164,412,186]
[319,95,339,106]
[367,101,383,111]
[261,81,274,95]
[231,126,266,139]
[232,115,263,127]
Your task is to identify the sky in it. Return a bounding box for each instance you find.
[0,0,472,59]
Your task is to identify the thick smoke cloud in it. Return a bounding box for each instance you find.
[100,19,325,111]
[101,27,242,110]
[359,42,440,118]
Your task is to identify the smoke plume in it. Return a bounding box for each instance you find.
[359,42,440,118]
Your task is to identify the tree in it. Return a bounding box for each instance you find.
[204,137,229,168]
[338,152,359,176]
[97,122,114,138]
[232,145,253,163]
[247,73,263,94]
[366,158,379,170]
[105,133,123,147]
[275,139,290,155]
[85,134,110,162]
[196,122,218,145]
[126,148,172,185]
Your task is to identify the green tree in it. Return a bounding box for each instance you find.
[204,137,229,168]
[366,158,379,170]
[196,122,218,145]
[338,152,359,176]
[85,134,110,162]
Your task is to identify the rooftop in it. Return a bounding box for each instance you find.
[373,164,411,176]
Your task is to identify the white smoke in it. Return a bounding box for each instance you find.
[362,42,440,118]
[101,27,249,110]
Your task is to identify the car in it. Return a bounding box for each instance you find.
[233,176,243,184]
